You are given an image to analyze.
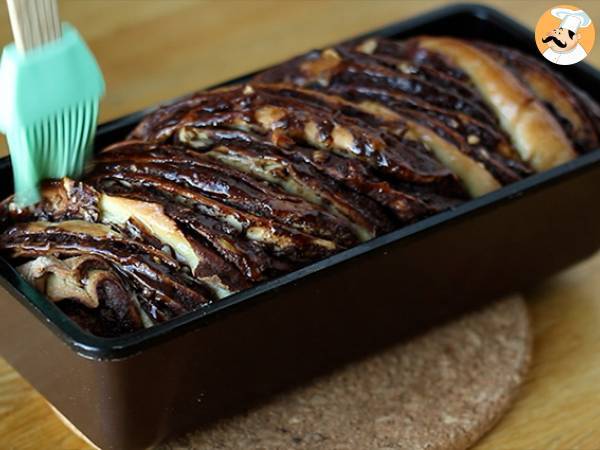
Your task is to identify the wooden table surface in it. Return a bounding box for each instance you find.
[1,1,600,449]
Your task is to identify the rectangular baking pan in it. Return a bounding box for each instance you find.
[2,4,600,449]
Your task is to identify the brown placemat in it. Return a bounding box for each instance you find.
[161,295,531,450]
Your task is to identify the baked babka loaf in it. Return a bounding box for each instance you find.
[1,36,598,337]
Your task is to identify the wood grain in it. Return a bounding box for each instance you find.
[1,1,600,449]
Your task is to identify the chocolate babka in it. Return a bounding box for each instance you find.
[1,37,598,337]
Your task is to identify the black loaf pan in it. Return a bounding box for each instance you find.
[2,4,600,449]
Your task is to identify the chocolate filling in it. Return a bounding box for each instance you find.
[1,36,595,337]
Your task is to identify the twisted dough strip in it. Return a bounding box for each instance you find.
[415,37,577,171]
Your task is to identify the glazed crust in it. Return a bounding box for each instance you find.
[253,45,529,195]
[475,42,600,152]
[176,127,463,221]
[17,255,146,337]
[414,37,577,170]
[1,35,595,337]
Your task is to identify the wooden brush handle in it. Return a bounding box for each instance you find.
[6,0,61,53]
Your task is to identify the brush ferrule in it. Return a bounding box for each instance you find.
[0,24,105,132]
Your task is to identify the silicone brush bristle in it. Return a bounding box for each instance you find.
[0,24,105,206]
[8,99,99,205]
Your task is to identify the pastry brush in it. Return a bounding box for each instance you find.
[0,0,105,205]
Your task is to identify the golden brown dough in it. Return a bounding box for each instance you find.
[473,42,600,152]
[2,34,594,338]
[416,37,577,171]
[356,99,502,197]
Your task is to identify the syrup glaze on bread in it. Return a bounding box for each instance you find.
[1,36,597,337]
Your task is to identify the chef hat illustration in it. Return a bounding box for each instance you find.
[551,8,592,33]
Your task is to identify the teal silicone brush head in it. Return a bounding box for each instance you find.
[0,23,105,205]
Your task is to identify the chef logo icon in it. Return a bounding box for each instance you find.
[535,5,595,65]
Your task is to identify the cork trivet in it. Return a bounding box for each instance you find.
[162,295,531,450]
